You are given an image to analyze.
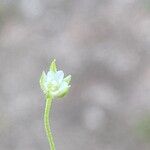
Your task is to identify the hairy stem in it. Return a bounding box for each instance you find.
[44,96,55,150]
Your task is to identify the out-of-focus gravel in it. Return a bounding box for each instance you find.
[0,0,150,150]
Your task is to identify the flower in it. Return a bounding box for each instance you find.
[40,59,71,99]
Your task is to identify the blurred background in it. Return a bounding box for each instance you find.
[0,0,150,150]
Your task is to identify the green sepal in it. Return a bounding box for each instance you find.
[64,75,71,84]
[50,59,57,73]
[57,85,71,98]
[39,71,47,94]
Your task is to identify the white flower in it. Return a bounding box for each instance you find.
[40,59,71,99]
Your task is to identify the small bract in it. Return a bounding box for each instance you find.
[40,59,71,99]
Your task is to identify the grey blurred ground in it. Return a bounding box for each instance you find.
[0,0,150,150]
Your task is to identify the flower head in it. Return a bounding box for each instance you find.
[40,59,71,99]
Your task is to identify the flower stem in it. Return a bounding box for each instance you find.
[44,96,56,150]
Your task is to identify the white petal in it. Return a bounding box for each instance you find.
[47,71,55,82]
[59,81,69,90]
[55,70,64,83]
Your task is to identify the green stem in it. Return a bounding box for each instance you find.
[44,96,56,150]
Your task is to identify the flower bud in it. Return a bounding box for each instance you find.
[40,59,71,99]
